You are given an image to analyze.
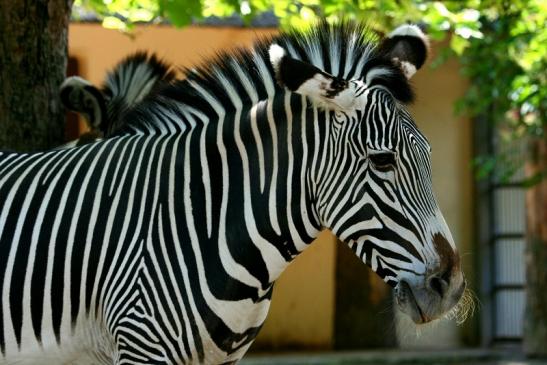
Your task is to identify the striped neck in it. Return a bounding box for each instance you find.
[189,89,326,287]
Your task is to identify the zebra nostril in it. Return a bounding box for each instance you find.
[428,275,449,298]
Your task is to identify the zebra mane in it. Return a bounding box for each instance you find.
[101,51,176,134]
[116,21,414,135]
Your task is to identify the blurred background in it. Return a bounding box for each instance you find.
[0,0,545,364]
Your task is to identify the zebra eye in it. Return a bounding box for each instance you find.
[369,152,396,170]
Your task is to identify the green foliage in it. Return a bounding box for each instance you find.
[76,0,159,30]
[455,0,546,184]
[74,0,546,183]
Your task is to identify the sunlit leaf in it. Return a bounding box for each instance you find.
[450,34,470,55]
[102,15,127,30]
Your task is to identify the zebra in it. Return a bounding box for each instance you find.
[60,52,176,146]
[0,21,467,364]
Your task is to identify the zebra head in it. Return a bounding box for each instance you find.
[270,24,466,324]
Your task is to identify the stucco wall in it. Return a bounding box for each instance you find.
[69,24,278,85]
[68,23,473,350]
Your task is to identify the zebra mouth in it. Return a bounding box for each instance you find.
[398,280,430,324]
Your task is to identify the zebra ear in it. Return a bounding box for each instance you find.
[268,44,356,110]
[60,76,106,129]
[379,24,429,79]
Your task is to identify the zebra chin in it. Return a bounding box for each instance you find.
[394,265,467,324]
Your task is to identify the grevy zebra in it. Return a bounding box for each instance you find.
[0,22,466,364]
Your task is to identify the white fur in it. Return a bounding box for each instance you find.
[296,74,355,110]
[365,67,393,85]
[398,60,418,79]
[388,24,429,48]
[268,43,286,77]
[60,76,92,89]
[1,321,116,365]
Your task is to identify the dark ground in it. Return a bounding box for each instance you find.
[241,348,547,365]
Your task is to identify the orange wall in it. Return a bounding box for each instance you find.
[69,24,278,86]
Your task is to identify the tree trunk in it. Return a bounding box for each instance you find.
[0,0,73,152]
[524,132,547,357]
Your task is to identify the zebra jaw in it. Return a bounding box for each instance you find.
[396,281,434,323]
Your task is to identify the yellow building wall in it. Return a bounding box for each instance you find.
[69,24,278,85]
[255,230,337,350]
[69,24,473,350]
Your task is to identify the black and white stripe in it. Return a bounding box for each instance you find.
[0,21,464,364]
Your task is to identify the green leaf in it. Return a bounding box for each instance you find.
[102,16,127,30]
[450,34,470,55]
[163,0,202,27]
